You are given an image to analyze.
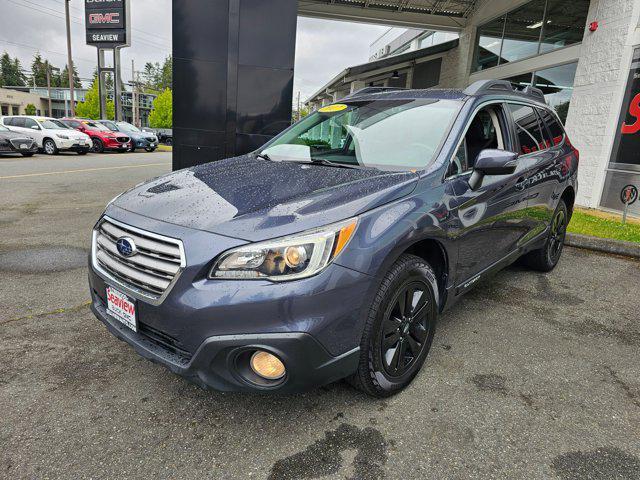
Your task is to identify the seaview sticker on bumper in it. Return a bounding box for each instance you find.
[106,286,137,332]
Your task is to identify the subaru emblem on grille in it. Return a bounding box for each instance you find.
[116,237,137,257]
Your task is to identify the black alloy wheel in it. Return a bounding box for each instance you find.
[349,254,438,397]
[91,138,104,153]
[381,280,431,377]
[547,207,567,265]
[521,200,569,272]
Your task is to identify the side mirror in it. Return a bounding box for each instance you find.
[468,149,518,190]
[31,125,40,130]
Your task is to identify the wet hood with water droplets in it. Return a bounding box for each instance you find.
[110,155,419,241]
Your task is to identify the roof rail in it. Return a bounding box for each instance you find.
[463,79,547,104]
[343,86,407,99]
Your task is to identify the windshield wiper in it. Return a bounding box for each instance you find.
[308,157,373,170]
[256,153,274,162]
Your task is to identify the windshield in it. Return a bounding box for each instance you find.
[261,98,461,171]
[117,122,140,133]
[86,121,110,131]
[41,119,70,129]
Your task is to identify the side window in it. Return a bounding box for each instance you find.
[508,104,546,155]
[3,117,15,126]
[24,118,38,129]
[13,117,26,128]
[447,105,506,178]
[537,108,565,147]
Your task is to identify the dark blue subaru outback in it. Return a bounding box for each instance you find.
[89,80,578,397]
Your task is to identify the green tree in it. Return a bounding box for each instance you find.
[0,52,27,86]
[24,104,36,115]
[76,79,115,120]
[160,55,172,90]
[59,64,81,88]
[31,53,46,87]
[148,88,172,128]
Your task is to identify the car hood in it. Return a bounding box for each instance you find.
[0,130,33,140]
[110,154,419,241]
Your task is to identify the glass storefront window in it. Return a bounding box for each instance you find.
[534,62,577,123]
[476,15,505,71]
[540,0,591,54]
[500,0,546,65]
[473,0,588,72]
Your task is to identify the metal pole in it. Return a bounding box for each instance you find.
[97,49,105,120]
[65,0,76,116]
[114,48,123,121]
[622,203,629,225]
[46,61,52,117]
[131,59,137,127]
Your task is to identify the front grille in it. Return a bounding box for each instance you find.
[146,137,156,142]
[117,136,130,143]
[93,217,185,301]
[138,322,193,358]
[9,138,33,149]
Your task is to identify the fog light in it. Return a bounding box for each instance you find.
[250,351,285,380]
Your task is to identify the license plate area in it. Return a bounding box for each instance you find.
[106,286,137,332]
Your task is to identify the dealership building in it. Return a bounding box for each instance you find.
[172,0,640,216]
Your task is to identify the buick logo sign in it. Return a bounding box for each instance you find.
[116,237,137,257]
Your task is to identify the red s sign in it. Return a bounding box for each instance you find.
[621,93,640,134]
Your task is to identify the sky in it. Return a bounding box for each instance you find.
[0,0,389,101]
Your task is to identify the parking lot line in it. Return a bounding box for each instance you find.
[0,162,170,180]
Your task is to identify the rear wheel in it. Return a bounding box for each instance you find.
[91,138,104,153]
[348,254,438,397]
[522,200,568,272]
[43,139,58,155]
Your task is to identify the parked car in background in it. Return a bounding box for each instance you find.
[145,128,172,145]
[0,123,39,157]
[88,81,578,396]
[62,118,131,153]
[98,120,158,152]
[1,116,91,155]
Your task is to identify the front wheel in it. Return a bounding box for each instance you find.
[348,254,438,397]
[521,200,568,272]
[91,138,104,153]
[43,139,58,155]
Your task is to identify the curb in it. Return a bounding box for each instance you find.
[566,233,640,259]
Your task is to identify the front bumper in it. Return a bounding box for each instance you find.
[56,138,91,151]
[90,295,360,393]
[88,208,374,392]
[0,139,38,154]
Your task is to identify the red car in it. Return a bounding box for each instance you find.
[61,118,132,153]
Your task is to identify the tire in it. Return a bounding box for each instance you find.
[165,138,173,146]
[145,147,156,152]
[521,200,568,272]
[21,153,34,157]
[43,139,58,155]
[348,254,438,397]
[129,146,136,152]
[91,138,104,153]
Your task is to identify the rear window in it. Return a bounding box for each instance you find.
[508,104,546,155]
[13,118,26,128]
[537,108,565,147]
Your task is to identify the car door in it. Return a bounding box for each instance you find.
[444,102,533,289]
[506,103,556,240]
[22,118,44,146]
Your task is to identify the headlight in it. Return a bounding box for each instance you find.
[56,134,69,139]
[210,218,357,281]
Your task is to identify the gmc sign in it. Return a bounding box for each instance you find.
[86,8,124,29]
[85,0,129,46]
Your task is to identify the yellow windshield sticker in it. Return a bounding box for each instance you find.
[319,104,348,113]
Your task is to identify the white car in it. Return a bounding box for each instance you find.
[0,116,92,155]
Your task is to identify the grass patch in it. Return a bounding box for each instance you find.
[157,144,173,152]
[568,208,640,243]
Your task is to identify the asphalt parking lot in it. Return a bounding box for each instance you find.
[1,151,639,479]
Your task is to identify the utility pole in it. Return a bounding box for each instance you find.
[46,61,52,117]
[132,59,137,127]
[65,0,75,116]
